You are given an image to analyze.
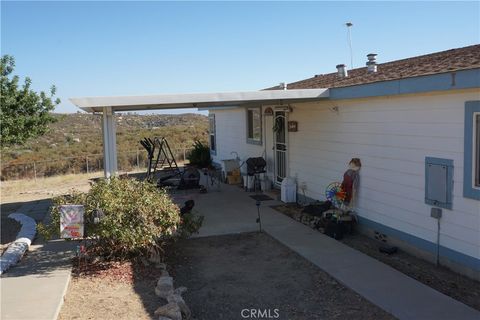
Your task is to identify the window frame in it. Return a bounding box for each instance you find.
[475,112,480,188]
[246,107,262,145]
[463,101,480,200]
[209,113,216,155]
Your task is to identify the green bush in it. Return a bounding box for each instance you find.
[179,212,204,238]
[187,140,211,168]
[39,177,202,260]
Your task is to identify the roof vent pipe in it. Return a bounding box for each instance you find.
[336,64,348,78]
[279,82,287,90]
[366,53,378,73]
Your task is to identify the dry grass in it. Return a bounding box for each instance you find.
[0,164,187,205]
[1,171,104,204]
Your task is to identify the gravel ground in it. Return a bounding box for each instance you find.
[59,261,164,320]
[272,204,480,311]
[59,233,395,320]
[166,232,395,320]
[340,233,480,311]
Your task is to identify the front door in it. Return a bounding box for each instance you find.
[274,111,287,185]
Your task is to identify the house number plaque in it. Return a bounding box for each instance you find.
[288,121,298,132]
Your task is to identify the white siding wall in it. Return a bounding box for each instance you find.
[288,91,480,260]
[208,90,480,262]
[210,108,264,172]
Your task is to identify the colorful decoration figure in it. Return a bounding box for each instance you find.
[340,158,362,207]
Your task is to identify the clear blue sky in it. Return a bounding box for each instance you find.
[1,1,479,114]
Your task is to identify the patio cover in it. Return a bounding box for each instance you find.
[69,88,329,178]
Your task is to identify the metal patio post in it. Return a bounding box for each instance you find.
[102,107,118,178]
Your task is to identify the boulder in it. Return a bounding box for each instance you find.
[154,302,182,320]
[167,293,191,320]
[174,286,187,295]
[161,269,170,277]
[155,276,174,298]
[157,276,173,288]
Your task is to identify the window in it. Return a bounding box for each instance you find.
[209,114,216,154]
[247,107,262,144]
[463,101,480,200]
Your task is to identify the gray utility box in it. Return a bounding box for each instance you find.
[425,157,453,210]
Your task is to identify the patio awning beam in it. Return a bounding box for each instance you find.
[70,89,329,113]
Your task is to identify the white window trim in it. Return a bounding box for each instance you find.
[209,113,216,155]
[463,101,480,200]
[473,112,479,190]
[246,107,262,145]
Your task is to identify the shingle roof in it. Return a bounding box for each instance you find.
[267,44,480,90]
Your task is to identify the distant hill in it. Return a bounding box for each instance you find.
[1,113,208,179]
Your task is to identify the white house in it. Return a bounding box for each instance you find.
[206,45,480,279]
[71,44,479,280]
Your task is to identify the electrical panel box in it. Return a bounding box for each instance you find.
[425,157,453,209]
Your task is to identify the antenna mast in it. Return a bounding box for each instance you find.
[346,22,354,69]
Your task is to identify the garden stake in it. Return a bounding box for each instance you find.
[76,244,81,276]
[256,200,262,232]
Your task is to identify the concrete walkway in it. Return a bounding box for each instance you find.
[1,200,75,320]
[190,183,480,320]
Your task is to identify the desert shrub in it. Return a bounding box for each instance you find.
[187,140,211,168]
[39,177,202,260]
[179,212,204,238]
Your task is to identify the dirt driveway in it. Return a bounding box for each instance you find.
[167,232,395,320]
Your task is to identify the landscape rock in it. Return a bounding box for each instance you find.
[155,276,174,298]
[157,276,173,287]
[174,286,188,295]
[161,269,170,277]
[153,264,191,320]
[167,293,191,320]
[155,285,174,299]
[154,302,182,320]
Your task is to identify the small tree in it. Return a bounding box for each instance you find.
[0,55,60,147]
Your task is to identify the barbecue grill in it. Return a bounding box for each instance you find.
[246,157,266,192]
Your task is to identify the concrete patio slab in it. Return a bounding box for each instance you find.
[193,183,480,320]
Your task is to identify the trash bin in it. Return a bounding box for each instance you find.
[281,178,297,203]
